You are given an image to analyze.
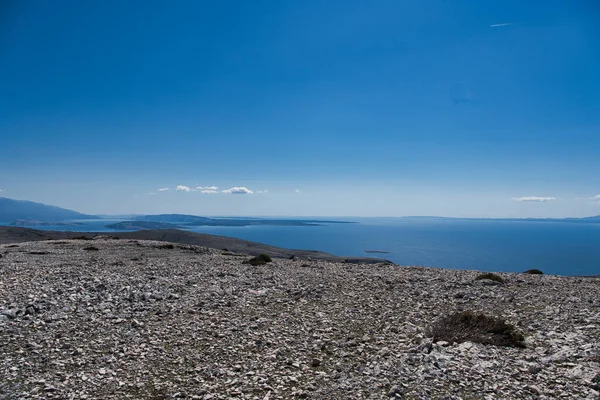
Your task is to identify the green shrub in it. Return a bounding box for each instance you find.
[243,254,272,266]
[523,269,543,275]
[475,273,505,284]
[430,311,525,348]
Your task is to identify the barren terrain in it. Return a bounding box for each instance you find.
[1,238,599,399]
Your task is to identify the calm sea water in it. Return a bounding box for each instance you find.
[3,218,600,276]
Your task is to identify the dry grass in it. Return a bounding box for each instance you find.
[475,273,505,284]
[243,253,273,266]
[430,311,525,348]
[523,269,543,275]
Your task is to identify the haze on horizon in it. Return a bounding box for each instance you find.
[1,0,599,218]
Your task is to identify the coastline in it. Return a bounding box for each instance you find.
[0,227,391,265]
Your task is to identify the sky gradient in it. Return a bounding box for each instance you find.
[1,0,599,217]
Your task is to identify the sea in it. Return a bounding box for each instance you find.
[3,217,599,276]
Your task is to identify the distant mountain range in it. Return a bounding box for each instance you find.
[1,197,599,227]
[0,197,98,222]
[130,214,353,227]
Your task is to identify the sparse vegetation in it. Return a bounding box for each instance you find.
[430,311,525,348]
[83,246,99,251]
[156,243,175,249]
[73,235,92,240]
[475,273,505,284]
[243,253,272,266]
[523,269,543,275]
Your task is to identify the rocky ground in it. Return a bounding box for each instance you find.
[1,238,599,399]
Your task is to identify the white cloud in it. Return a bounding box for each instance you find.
[490,22,514,27]
[512,196,556,202]
[200,189,218,194]
[176,185,191,192]
[0,188,3,192]
[222,187,253,195]
[194,186,218,191]
[256,189,268,194]
[294,189,301,194]
[158,188,169,192]
[591,194,600,203]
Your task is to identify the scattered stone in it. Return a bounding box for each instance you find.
[0,239,597,399]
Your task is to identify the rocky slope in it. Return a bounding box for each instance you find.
[1,238,599,399]
[0,227,388,264]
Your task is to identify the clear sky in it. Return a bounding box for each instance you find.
[1,0,599,217]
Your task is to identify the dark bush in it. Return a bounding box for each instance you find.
[258,254,272,262]
[243,254,272,266]
[73,235,93,240]
[156,243,174,249]
[475,273,505,284]
[430,311,525,348]
[83,246,99,251]
[523,269,543,275]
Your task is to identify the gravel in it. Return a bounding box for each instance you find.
[1,238,599,399]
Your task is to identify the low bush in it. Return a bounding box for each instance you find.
[83,246,99,251]
[243,254,272,266]
[430,310,525,348]
[523,269,543,275]
[73,236,92,240]
[475,273,505,284]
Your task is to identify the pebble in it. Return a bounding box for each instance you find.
[0,238,597,399]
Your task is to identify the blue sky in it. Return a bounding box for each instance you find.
[1,0,599,217]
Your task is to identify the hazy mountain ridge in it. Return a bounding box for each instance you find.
[132,214,354,227]
[1,198,599,226]
[0,197,98,222]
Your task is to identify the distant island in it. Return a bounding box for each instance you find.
[131,214,354,227]
[105,221,182,230]
[10,219,83,227]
